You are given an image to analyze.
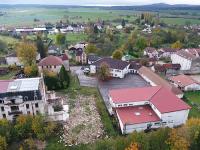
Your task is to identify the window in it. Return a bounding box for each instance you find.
[1,107,4,112]
[2,114,6,118]
[26,104,29,109]
[36,110,39,114]
[154,122,160,125]
[162,122,167,125]
[35,103,38,108]
[54,65,56,68]
[27,111,30,114]
[123,104,128,107]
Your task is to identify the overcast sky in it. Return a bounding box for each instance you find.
[0,0,200,6]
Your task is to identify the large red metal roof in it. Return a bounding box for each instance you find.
[116,105,160,125]
[110,86,191,113]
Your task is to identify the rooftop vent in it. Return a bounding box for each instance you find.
[10,85,17,90]
[135,112,141,116]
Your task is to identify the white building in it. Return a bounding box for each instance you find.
[171,49,200,71]
[169,74,200,91]
[109,86,191,134]
[90,57,130,78]
[5,53,21,66]
[0,78,46,120]
[0,78,69,122]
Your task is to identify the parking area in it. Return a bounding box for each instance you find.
[70,66,98,87]
[98,74,150,114]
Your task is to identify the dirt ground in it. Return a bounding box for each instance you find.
[61,94,104,145]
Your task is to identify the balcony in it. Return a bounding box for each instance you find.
[8,110,23,115]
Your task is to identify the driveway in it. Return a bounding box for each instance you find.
[98,74,150,114]
[70,66,98,87]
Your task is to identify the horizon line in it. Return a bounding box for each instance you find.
[0,3,200,7]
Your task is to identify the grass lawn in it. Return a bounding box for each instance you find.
[48,32,88,45]
[184,91,200,118]
[0,35,19,45]
[161,17,200,25]
[0,71,16,80]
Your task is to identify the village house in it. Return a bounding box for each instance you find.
[48,45,60,56]
[153,63,181,76]
[0,77,69,121]
[169,74,200,91]
[38,54,69,73]
[144,47,158,58]
[158,48,179,58]
[5,52,21,66]
[90,57,130,78]
[138,66,183,98]
[109,86,191,134]
[171,49,200,73]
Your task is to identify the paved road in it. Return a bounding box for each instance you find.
[70,66,98,87]
[98,74,150,115]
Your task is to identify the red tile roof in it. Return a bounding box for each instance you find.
[61,54,69,61]
[38,55,63,66]
[169,74,199,87]
[116,105,160,125]
[109,86,191,113]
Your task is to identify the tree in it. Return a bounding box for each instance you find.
[23,138,37,150]
[139,58,149,66]
[112,50,123,60]
[56,33,66,50]
[0,136,7,150]
[85,43,99,54]
[97,62,111,81]
[0,40,7,53]
[32,115,45,140]
[171,41,182,49]
[59,65,70,88]
[14,115,33,139]
[16,42,37,66]
[36,35,47,59]
[94,25,99,34]
[135,37,147,51]
[24,65,38,77]
[122,19,126,28]
[125,142,139,150]
[167,129,189,150]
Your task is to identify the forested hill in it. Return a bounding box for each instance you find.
[0,3,200,11]
[105,3,200,11]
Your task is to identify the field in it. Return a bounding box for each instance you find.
[48,32,88,45]
[0,35,19,45]
[0,7,137,27]
[184,91,200,118]
[1,6,199,27]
